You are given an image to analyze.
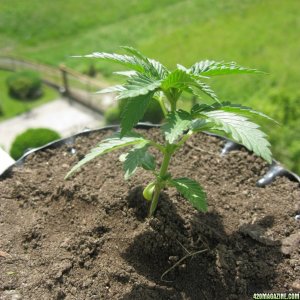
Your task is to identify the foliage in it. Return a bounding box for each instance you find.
[10,128,61,160]
[6,71,43,100]
[0,70,58,122]
[67,48,275,217]
[104,106,120,125]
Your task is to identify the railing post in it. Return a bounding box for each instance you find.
[59,64,70,99]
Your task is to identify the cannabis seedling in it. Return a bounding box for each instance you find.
[66,47,274,217]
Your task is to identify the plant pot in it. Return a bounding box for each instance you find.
[0,124,299,299]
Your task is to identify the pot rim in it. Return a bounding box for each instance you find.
[1,123,299,186]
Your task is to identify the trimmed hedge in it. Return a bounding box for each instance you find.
[6,71,43,100]
[10,128,61,160]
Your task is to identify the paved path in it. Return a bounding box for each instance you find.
[0,98,104,152]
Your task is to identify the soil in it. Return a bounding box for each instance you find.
[0,128,299,300]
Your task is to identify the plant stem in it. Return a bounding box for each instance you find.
[170,100,176,112]
[157,95,168,117]
[149,149,172,217]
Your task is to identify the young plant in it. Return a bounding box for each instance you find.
[66,46,275,217]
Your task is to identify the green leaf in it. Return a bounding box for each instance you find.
[162,110,192,143]
[201,110,272,163]
[169,177,207,212]
[161,69,218,102]
[161,69,196,90]
[121,46,169,79]
[65,133,149,178]
[194,81,219,102]
[97,85,126,94]
[120,92,154,136]
[117,74,161,100]
[82,52,145,72]
[190,60,263,76]
[192,102,276,123]
[123,145,156,179]
[215,102,277,124]
[113,71,137,77]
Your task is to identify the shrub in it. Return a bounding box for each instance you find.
[10,128,61,160]
[0,101,3,116]
[6,71,43,100]
[104,106,121,124]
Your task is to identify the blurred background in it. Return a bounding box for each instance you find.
[0,0,299,174]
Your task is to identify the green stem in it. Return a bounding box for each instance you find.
[149,149,172,217]
[157,96,168,117]
[170,100,176,112]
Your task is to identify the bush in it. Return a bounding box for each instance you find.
[6,71,43,100]
[10,128,61,160]
[0,101,3,116]
[104,106,121,124]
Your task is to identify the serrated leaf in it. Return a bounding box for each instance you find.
[96,85,126,94]
[162,110,192,143]
[191,102,278,129]
[169,177,207,212]
[123,145,156,179]
[121,46,169,79]
[189,119,210,132]
[195,81,219,102]
[190,60,263,76]
[121,92,154,136]
[161,69,218,102]
[161,69,196,90]
[191,102,277,124]
[117,74,161,100]
[113,71,137,77]
[214,102,277,124]
[65,133,149,178]
[82,52,145,72]
[148,58,169,79]
[202,110,272,163]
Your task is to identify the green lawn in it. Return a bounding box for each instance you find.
[0,0,299,173]
[0,70,59,121]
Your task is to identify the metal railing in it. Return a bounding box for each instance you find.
[0,56,113,113]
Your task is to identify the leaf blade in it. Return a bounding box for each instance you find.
[190,60,263,77]
[202,110,272,163]
[123,145,156,179]
[162,110,192,144]
[117,74,161,100]
[82,52,144,72]
[65,133,149,178]
[120,92,154,136]
[169,177,207,212]
[121,46,169,79]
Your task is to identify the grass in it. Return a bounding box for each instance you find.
[0,70,59,122]
[0,0,299,173]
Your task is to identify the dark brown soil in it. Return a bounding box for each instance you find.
[0,128,299,300]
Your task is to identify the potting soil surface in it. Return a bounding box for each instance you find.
[0,128,299,300]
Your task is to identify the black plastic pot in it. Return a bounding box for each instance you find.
[1,123,299,189]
